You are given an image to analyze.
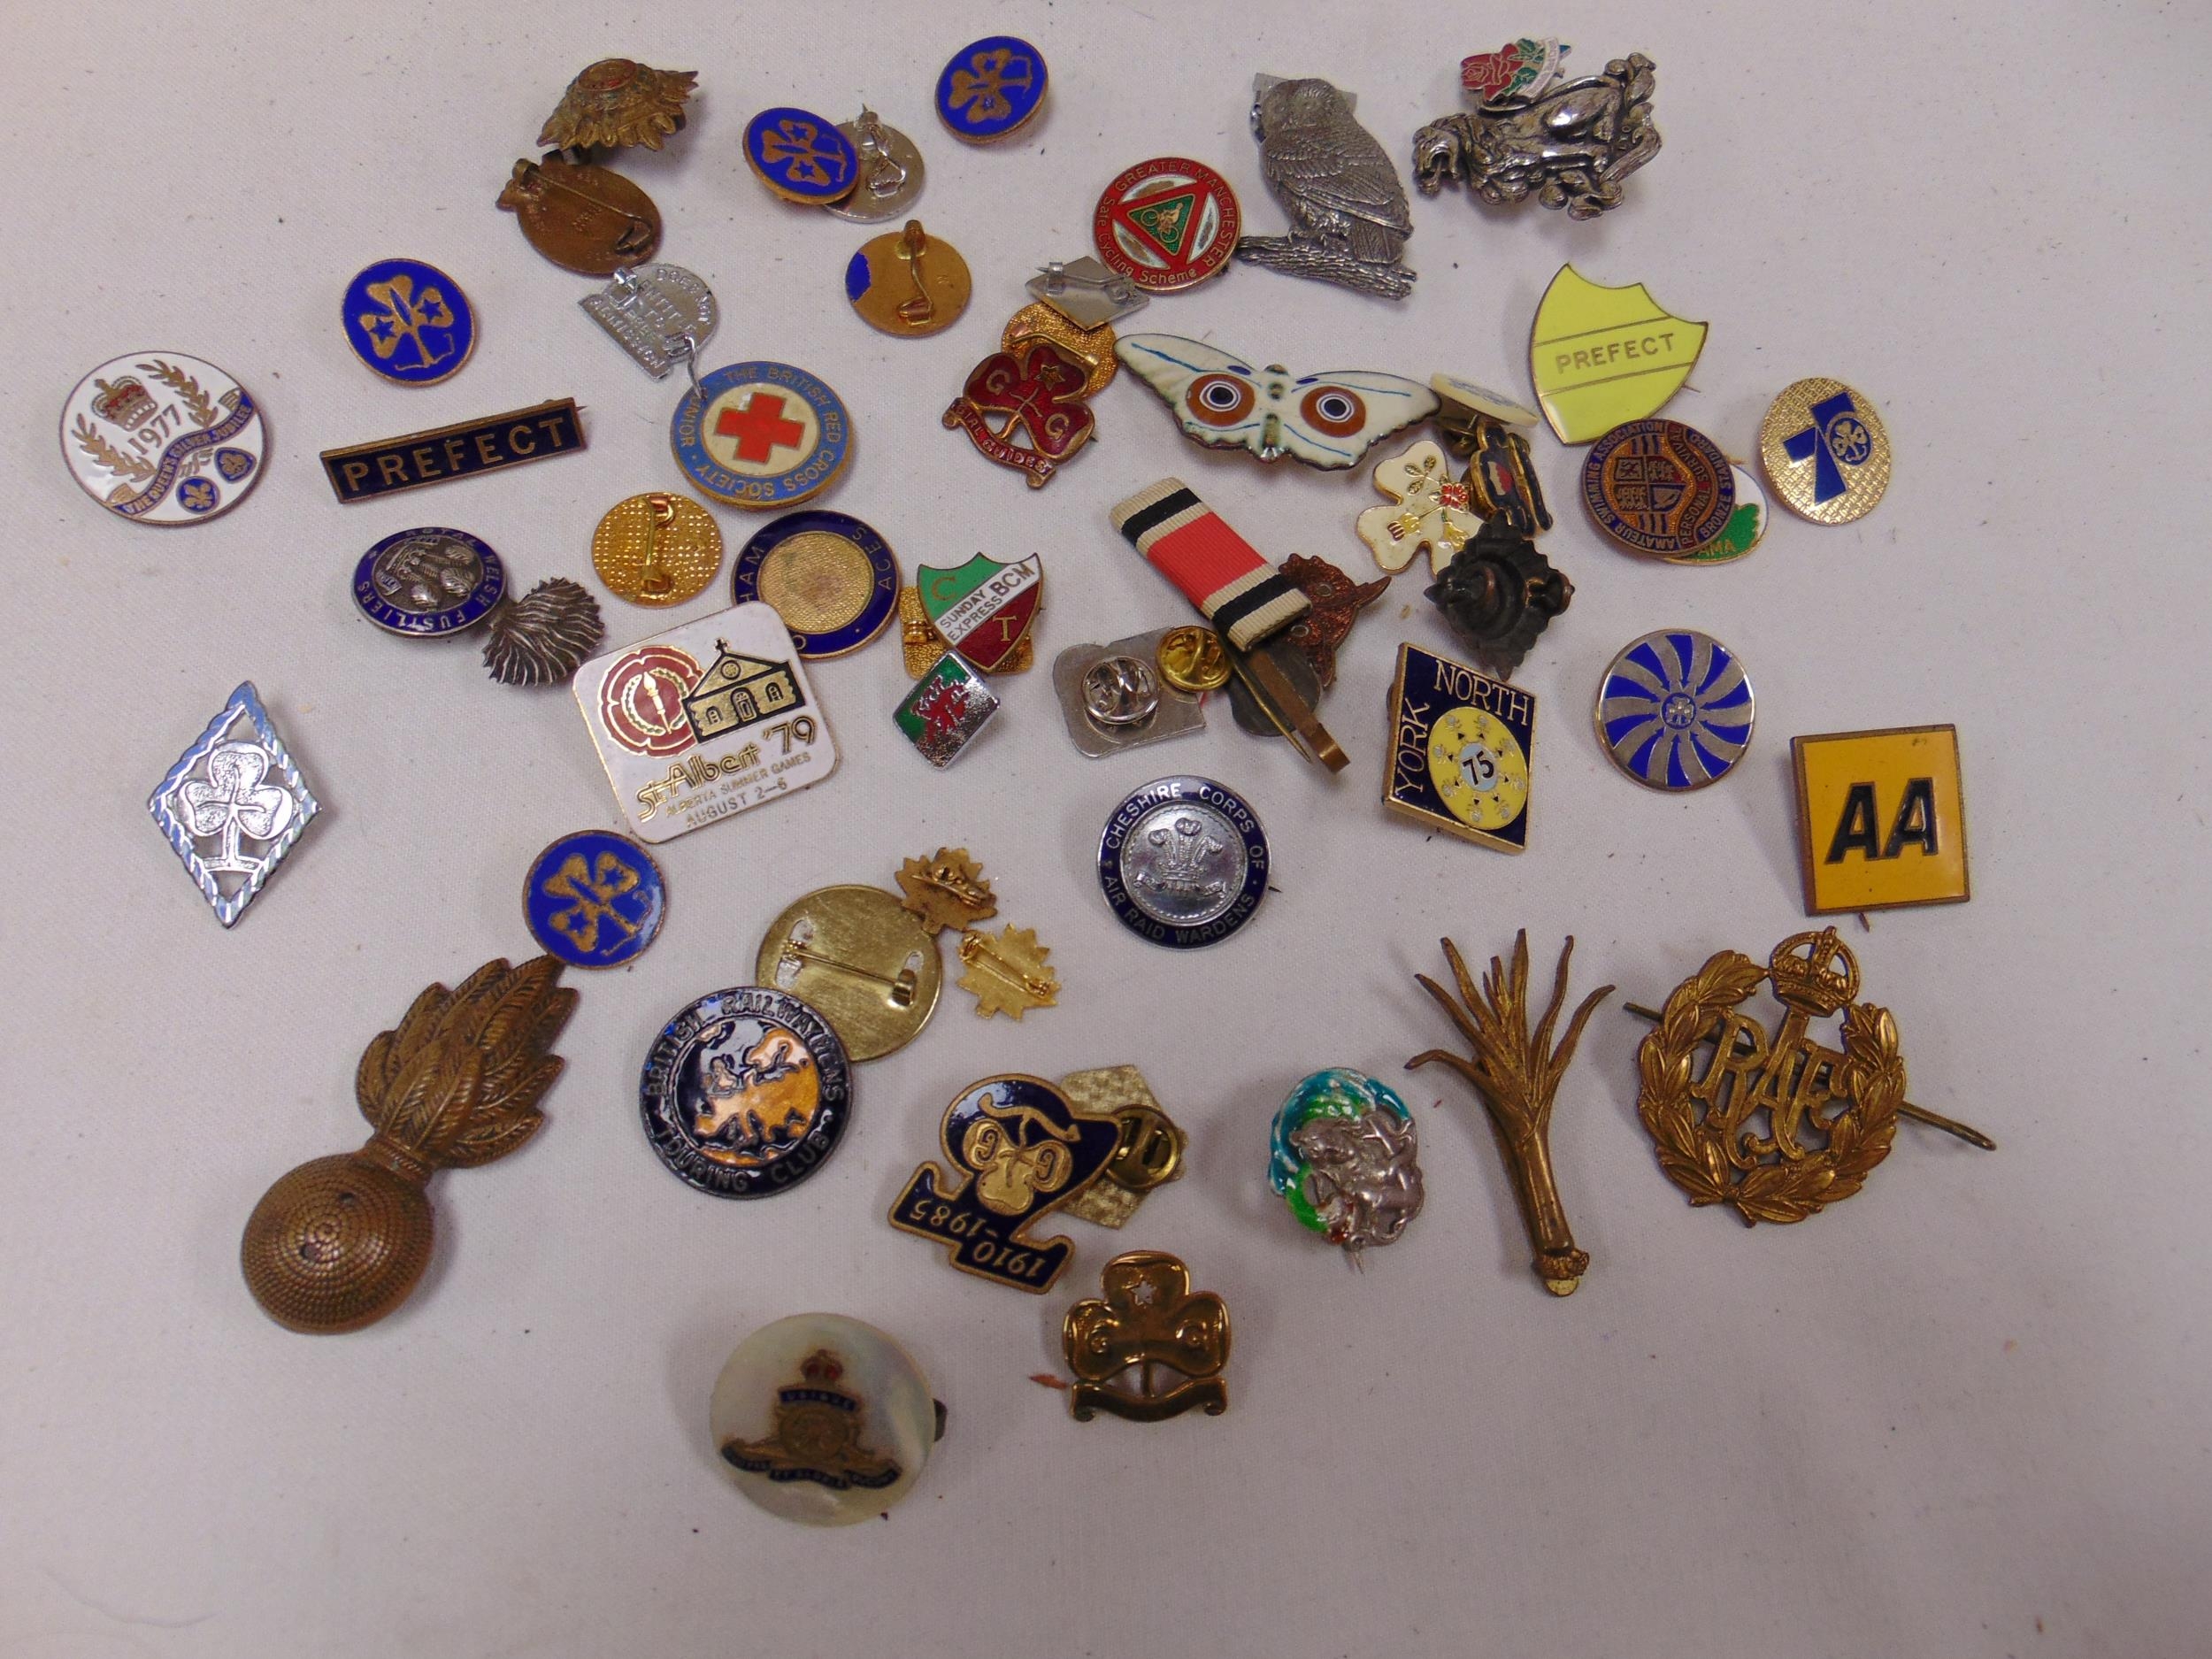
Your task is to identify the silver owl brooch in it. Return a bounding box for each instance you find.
[1234,75,1415,301]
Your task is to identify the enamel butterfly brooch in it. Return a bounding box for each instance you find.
[1115,334,1437,469]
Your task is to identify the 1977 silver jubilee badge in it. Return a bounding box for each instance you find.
[62,352,266,525]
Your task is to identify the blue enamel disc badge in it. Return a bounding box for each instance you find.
[1097,776,1270,949]
[524,830,666,968]
[352,527,506,635]
[1594,628,1755,791]
[887,1075,1122,1293]
[639,987,852,1199]
[342,257,476,386]
[742,107,859,204]
[935,36,1048,143]
[672,362,853,511]
[731,511,898,657]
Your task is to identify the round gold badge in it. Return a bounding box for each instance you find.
[848,221,971,337]
[1155,625,1230,693]
[1002,302,1117,397]
[592,491,724,605]
[1758,378,1890,526]
[756,886,942,1062]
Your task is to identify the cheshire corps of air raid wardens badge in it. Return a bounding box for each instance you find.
[1792,725,1969,915]
[888,1074,1124,1293]
[1385,643,1534,853]
[573,601,835,844]
[62,353,265,526]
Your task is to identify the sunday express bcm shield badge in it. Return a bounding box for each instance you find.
[917,555,1042,673]
[574,601,837,843]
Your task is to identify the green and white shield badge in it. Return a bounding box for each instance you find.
[917,554,1043,673]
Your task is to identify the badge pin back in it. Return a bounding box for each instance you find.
[826,109,926,221]
[63,352,266,526]
[672,361,852,511]
[935,35,1048,143]
[572,601,837,843]
[1025,254,1149,328]
[342,258,475,386]
[1594,629,1754,792]
[757,885,941,1062]
[733,511,898,658]
[1096,776,1270,949]
[580,264,718,379]
[1051,631,1206,758]
[1093,158,1242,293]
[1759,378,1890,524]
[524,829,665,968]
[847,220,971,337]
[638,987,851,1197]
[593,491,724,606]
[352,526,505,636]
[743,107,860,204]
[497,157,662,276]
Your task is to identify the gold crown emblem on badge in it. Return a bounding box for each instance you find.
[92,375,157,428]
[1766,927,1861,1017]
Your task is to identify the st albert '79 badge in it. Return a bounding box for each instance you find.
[640,987,852,1199]
[1097,776,1271,949]
[572,602,838,843]
[916,555,1042,673]
[673,361,853,510]
[341,258,475,386]
[351,527,505,636]
[524,829,666,969]
[887,1074,1123,1292]
[1385,643,1534,853]
[62,353,265,525]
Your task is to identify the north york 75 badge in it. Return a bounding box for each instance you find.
[573,602,837,843]
[1385,642,1533,852]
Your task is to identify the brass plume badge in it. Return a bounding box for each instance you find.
[1063,1251,1229,1422]
[1635,930,1908,1225]
[1409,932,1611,1295]
[240,956,576,1333]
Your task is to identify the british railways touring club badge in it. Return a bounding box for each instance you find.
[1385,644,1533,853]
[62,353,265,525]
[573,602,837,843]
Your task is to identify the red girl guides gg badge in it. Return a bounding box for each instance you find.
[942,338,1096,487]
[1093,157,1241,293]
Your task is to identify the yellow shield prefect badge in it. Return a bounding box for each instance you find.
[1527,265,1708,444]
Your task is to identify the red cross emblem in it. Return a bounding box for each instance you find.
[714,391,807,465]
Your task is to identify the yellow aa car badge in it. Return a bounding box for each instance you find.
[1527,265,1707,444]
[1791,725,1969,915]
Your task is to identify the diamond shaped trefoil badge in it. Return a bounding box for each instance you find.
[894,650,1002,767]
[149,683,320,926]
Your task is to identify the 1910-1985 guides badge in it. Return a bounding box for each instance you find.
[573,602,836,843]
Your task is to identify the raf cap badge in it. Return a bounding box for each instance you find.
[150,683,319,928]
[1760,378,1891,524]
[1098,775,1271,949]
[242,957,575,1333]
[889,1075,1123,1293]
[524,830,665,970]
[580,265,718,380]
[937,36,1048,142]
[942,336,1098,488]
[1527,265,1707,444]
[320,399,585,503]
[1629,930,1993,1226]
[1792,726,1969,915]
[497,157,661,275]
[1413,52,1660,219]
[712,1316,941,1526]
[640,987,853,1199]
[1410,933,1611,1295]
[1235,75,1415,300]
[673,361,852,511]
[1063,1252,1230,1422]
[732,511,899,658]
[1271,1069,1425,1256]
[573,602,836,843]
[538,59,695,154]
[1596,629,1754,792]
[1385,644,1533,853]
[62,353,265,525]
[1117,334,1436,468]
[342,258,474,387]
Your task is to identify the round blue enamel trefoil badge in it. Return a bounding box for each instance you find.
[1097,775,1270,949]
[935,36,1048,142]
[524,830,666,968]
[342,258,476,386]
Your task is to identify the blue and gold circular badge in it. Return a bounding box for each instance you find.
[524,830,665,969]
[341,258,475,386]
[1097,776,1269,949]
[672,362,853,511]
[732,511,897,658]
[352,527,505,635]
[1594,628,1755,791]
[640,988,853,1199]
[742,107,859,204]
[935,36,1048,143]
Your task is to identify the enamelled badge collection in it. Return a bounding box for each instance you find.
[96,33,1986,1527]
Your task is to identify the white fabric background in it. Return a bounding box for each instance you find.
[3,4,2206,1655]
